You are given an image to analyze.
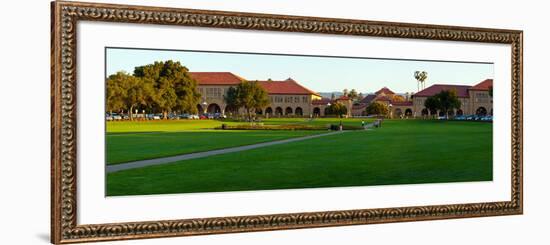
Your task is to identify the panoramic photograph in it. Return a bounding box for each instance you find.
[105,47,494,196]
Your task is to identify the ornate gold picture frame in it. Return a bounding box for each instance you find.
[51,1,523,243]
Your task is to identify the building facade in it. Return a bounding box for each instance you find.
[188,72,244,115]
[412,79,493,117]
[189,72,323,117]
[189,72,492,118]
[352,87,414,118]
[256,79,322,117]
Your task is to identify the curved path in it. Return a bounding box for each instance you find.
[106,130,348,173]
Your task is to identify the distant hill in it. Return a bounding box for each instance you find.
[318,92,344,98]
[318,91,412,100]
[318,91,375,99]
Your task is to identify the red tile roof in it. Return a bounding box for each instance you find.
[256,78,320,96]
[414,84,471,98]
[470,79,493,91]
[375,87,395,95]
[337,95,350,100]
[359,94,377,104]
[374,95,392,101]
[311,97,332,105]
[188,72,244,85]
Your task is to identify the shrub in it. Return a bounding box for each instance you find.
[216,124,326,131]
[324,103,348,116]
[366,102,389,116]
[216,123,364,131]
[328,124,364,131]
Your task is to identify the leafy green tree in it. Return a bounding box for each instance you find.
[106,72,127,114]
[348,89,360,101]
[366,101,389,116]
[343,89,349,97]
[224,86,239,114]
[391,94,405,102]
[224,81,270,120]
[154,77,178,117]
[424,96,440,116]
[106,72,153,120]
[133,60,201,118]
[325,102,348,116]
[424,90,461,118]
[358,92,364,100]
[436,90,461,117]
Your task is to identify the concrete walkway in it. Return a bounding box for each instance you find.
[106,130,347,173]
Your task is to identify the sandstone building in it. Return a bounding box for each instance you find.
[189,71,493,118]
[189,72,323,117]
[412,79,493,117]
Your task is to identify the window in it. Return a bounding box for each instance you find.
[284,97,291,103]
[206,87,222,98]
[476,92,489,103]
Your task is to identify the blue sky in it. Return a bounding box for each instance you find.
[106,47,493,94]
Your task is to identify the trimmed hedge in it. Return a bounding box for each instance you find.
[328,124,364,130]
[216,124,326,131]
[216,123,364,131]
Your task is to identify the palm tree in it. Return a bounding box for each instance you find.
[414,71,428,92]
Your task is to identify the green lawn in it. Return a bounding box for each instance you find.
[107,130,322,164]
[106,120,493,196]
[106,118,369,164]
[262,117,372,127]
[107,119,241,133]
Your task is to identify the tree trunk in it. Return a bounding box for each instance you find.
[129,105,134,121]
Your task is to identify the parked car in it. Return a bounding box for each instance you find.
[480,115,493,121]
[464,115,475,120]
[110,113,122,120]
[455,115,466,120]
[106,114,113,121]
[178,113,190,119]
[190,114,199,119]
[214,113,227,119]
[149,114,162,120]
